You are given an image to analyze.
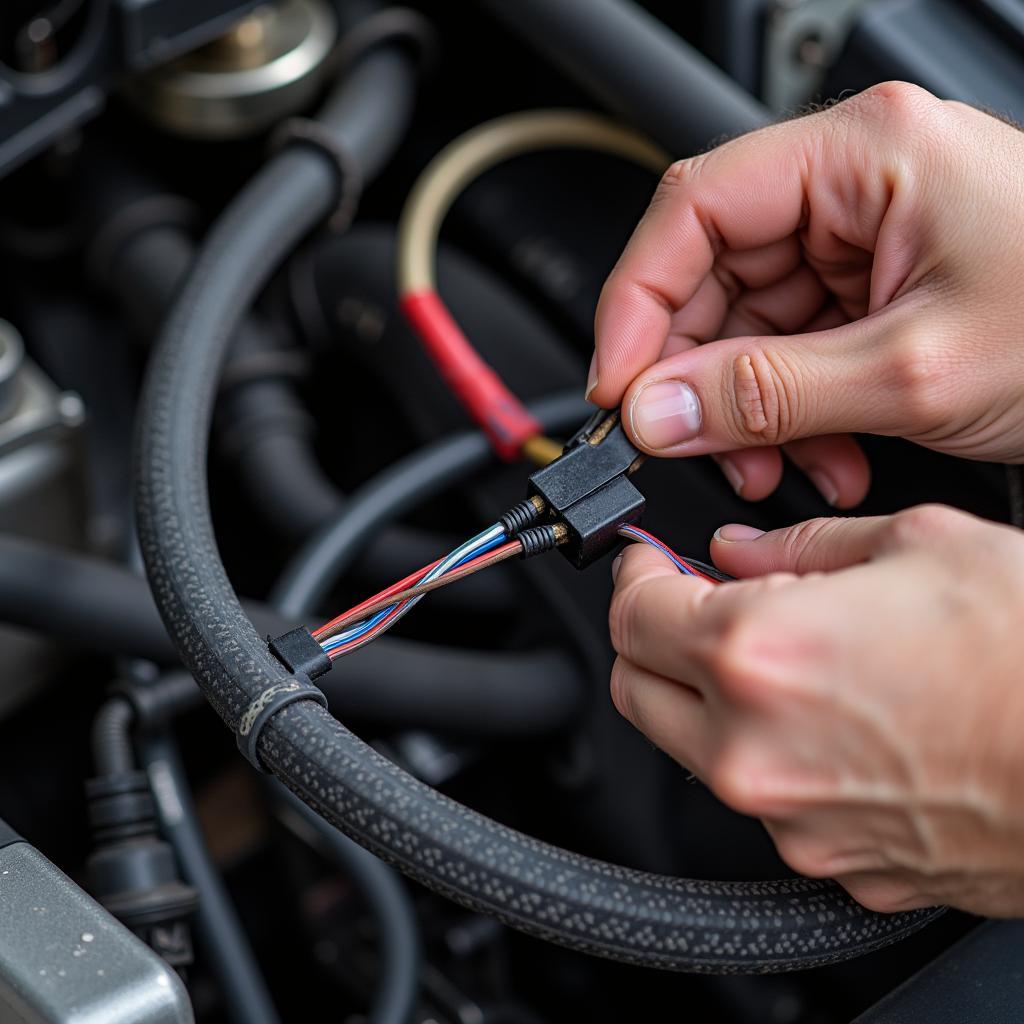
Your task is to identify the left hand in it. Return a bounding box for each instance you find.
[608,504,1024,916]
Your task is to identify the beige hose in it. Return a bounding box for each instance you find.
[397,109,669,295]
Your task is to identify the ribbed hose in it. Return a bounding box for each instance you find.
[133,36,942,974]
[91,698,136,777]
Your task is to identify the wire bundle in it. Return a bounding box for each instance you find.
[618,525,732,583]
[314,523,520,659]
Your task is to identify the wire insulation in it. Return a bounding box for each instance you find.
[396,110,668,459]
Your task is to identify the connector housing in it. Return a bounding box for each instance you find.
[527,411,644,568]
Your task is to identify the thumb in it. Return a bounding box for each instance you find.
[620,315,917,456]
[710,515,898,578]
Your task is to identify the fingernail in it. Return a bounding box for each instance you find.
[713,523,765,543]
[716,456,745,496]
[611,553,623,582]
[585,352,599,401]
[807,467,839,507]
[630,380,701,450]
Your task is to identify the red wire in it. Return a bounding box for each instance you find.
[322,540,522,660]
[312,556,443,639]
[624,526,719,584]
[401,290,542,460]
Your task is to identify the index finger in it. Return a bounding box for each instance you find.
[591,82,938,407]
[591,125,810,407]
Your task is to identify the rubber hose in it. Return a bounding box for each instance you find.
[133,39,942,973]
[478,0,769,155]
[270,780,420,1024]
[0,535,580,736]
[139,733,281,1024]
[91,698,136,777]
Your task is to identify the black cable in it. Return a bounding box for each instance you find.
[137,732,281,1024]
[133,27,942,974]
[478,0,769,155]
[270,780,421,1024]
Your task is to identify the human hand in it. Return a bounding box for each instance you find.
[609,505,1024,915]
[591,82,1024,507]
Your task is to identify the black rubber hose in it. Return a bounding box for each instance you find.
[91,698,136,777]
[133,34,942,972]
[479,0,769,155]
[270,780,420,1024]
[0,535,580,736]
[138,732,281,1024]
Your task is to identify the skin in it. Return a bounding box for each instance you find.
[594,83,1024,915]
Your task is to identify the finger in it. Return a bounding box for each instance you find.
[609,543,721,684]
[710,513,900,577]
[590,83,941,407]
[619,311,926,457]
[609,656,711,777]
[713,448,785,501]
[783,434,871,508]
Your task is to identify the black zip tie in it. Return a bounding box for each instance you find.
[236,676,328,773]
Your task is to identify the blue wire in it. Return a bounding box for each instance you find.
[320,526,508,654]
[619,525,703,577]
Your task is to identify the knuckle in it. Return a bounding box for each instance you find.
[707,618,763,701]
[885,330,953,428]
[885,503,963,548]
[777,517,850,573]
[657,154,708,193]
[850,81,941,127]
[774,837,832,879]
[708,745,769,816]
[727,347,803,446]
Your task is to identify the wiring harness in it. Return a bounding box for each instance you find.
[270,410,732,676]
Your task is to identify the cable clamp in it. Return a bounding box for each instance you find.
[268,118,363,232]
[236,676,328,773]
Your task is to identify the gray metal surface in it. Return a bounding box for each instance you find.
[0,840,193,1023]
[854,920,1024,1022]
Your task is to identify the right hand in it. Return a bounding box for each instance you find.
[590,82,1024,507]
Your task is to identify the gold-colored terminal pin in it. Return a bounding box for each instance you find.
[586,411,619,446]
[552,523,569,544]
[528,493,547,515]
[522,435,564,466]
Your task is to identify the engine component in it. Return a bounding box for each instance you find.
[0,319,85,718]
[126,0,337,138]
[0,817,193,1023]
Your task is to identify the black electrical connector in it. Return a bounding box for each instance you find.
[527,410,645,568]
